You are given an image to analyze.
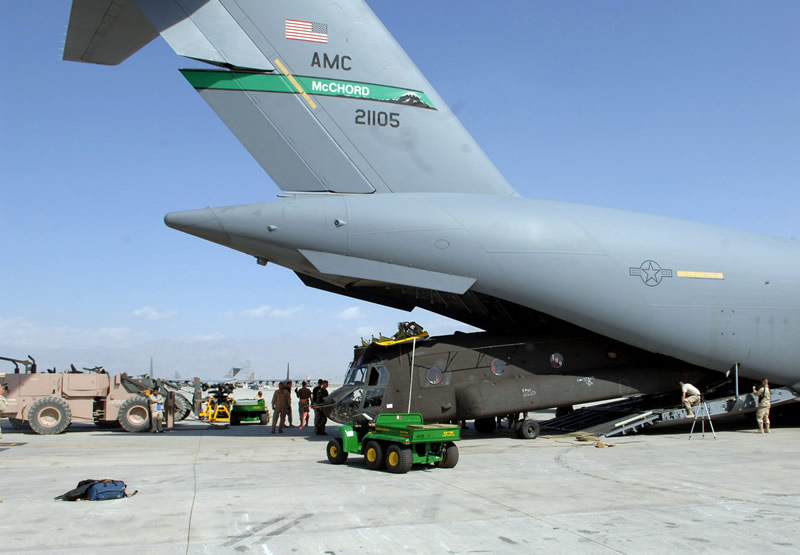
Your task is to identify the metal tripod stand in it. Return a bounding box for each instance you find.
[688,398,717,439]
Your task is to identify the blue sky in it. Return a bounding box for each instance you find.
[1,1,798,380]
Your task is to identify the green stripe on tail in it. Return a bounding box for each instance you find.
[180,70,436,110]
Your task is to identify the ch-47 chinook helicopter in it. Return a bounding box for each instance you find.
[62,0,799,434]
[321,323,716,438]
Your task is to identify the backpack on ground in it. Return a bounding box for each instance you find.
[56,479,138,501]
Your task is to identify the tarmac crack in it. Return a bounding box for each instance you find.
[185,429,205,555]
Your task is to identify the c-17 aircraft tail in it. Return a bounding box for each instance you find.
[64,0,516,197]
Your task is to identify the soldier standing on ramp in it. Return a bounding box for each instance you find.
[753,378,771,433]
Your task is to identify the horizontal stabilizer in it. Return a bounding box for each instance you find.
[133,0,274,71]
[299,250,476,295]
[63,0,158,65]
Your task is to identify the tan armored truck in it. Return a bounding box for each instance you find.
[1,371,155,434]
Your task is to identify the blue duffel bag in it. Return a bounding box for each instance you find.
[87,480,132,501]
[57,479,138,501]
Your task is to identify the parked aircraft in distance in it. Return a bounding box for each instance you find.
[62,0,799,431]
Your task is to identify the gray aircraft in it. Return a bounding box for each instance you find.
[62,1,799,431]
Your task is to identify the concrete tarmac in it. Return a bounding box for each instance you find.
[1,414,798,554]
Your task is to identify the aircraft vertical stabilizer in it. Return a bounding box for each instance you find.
[64,0,517,196]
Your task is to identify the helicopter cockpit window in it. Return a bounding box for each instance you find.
[363,387,385,408]
[368,366,379,386]
[344,366,366,385]
[365,365,388,386]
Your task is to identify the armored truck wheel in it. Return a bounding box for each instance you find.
[435,442,459,468]
[28,396,72,435]
[364,440,385,470]
[385,444,413,474]
[118,396,151,433]
[516,419,540,440]
[327,438,348,465]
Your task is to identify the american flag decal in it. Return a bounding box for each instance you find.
[285,19,328,44]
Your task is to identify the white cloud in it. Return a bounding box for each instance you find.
[270,306,304,318]
[242,305,272,318]
[338,306,363,320]
[241,305,303,319]
[132,306,177,321]
[0,317,146,350]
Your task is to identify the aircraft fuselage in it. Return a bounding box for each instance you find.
[166,193,800,387]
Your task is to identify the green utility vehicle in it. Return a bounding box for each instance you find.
[230,399,269,425]
[325,413,460,474]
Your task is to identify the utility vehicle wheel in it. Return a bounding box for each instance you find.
[118,396,151,433]
[474,417,496,434]
[364,440,385,470]
[326,438,348,465]
[231,413,241,426]
[94,420,122,429]
[259,413,268,425]
[9,418,30,430]
[516,419,540,440]
[385,444,413,474]
[175,394,192,421]
[28,396,72,435]
[435,442,459,468]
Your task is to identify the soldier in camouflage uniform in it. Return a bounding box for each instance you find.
[679,381,702,418]
[271,382,291,434]
[753,378,771,433]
